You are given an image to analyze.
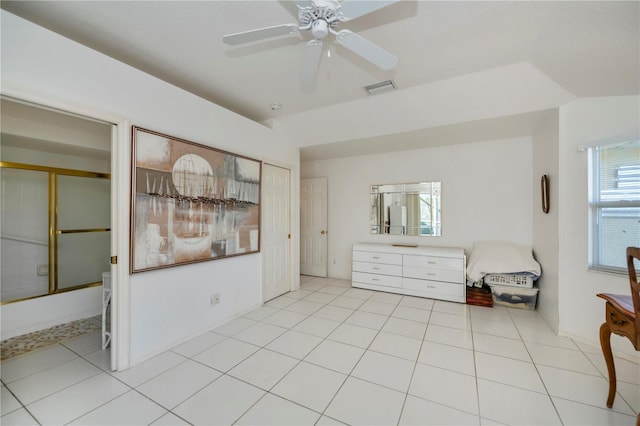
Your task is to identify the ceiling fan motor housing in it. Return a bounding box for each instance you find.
[299,0,340,38]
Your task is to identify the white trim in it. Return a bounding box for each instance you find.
[576,131,639,151]
[111,121,131,371]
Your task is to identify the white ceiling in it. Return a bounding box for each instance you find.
[2,1,639,159]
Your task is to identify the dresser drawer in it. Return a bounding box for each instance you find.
[353,261,402,276]
[353,250,403,265]
[403,277,463,297]
[403,266,464,284]
[352,271,403,288]
[404,254,462,271]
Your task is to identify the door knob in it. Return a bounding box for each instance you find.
[321,230,326,235]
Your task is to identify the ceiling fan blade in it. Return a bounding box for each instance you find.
[335,29,397,70]
[223,23,299,46]
[278,1,313,17]
[301,39,323,86]
[338,0,400,21]
[295,0,315,10]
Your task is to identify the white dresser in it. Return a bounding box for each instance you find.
[352,243,466,303]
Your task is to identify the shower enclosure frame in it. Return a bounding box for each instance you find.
[0,161,110,304]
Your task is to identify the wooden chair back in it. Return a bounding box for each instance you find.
[627,246,640,347]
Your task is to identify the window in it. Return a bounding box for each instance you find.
[588,140,640,273]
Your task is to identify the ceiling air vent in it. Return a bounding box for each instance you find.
[364,80,396,95]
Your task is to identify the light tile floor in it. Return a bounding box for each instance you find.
[1,275,639,425]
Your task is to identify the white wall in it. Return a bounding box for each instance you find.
[558,95,640,358]
[1,11,299,364]
[301,137,533,279]
[531,110,560,331]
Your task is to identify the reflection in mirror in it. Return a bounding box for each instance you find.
[370,182,441,236]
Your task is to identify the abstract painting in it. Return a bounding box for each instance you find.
[130,127,261,273]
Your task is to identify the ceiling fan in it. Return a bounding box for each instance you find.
[222,0,399,85]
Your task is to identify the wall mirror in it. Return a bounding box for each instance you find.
[370,181,441,236]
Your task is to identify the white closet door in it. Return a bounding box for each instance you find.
[262,164,291,301]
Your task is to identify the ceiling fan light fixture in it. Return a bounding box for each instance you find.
[311,20,330,39]
[364,80,397,95]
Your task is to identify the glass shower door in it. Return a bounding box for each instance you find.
[0,168,50,302]
[56,174,110,290]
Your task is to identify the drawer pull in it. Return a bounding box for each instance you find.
[427,273,436,276]
[372,256,380,259]
[427,261,436,264]
[372,278,379,281]
[427,285,435,288]
[372,267,380,270]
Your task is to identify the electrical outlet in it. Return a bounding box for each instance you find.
[210,294,220,306]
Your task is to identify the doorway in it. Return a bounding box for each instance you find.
[300,177,328,277]
[0,98,115,363]
[261,164,292,301]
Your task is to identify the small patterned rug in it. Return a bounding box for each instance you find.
[466,285,494,307]
[1,317,101,361]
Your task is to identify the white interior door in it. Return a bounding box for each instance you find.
[262,164,291,301]
[300,178,327,277]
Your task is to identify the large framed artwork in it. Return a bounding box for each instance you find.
[130,126,261,273]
